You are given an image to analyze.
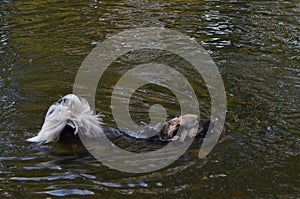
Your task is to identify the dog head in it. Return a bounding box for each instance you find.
[158,114,200,141]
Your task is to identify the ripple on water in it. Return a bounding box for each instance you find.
[44,189,94,196]
[23,165,62,170]
[80,173,96,179]
[93,181,123,188]
[10,172,78,181]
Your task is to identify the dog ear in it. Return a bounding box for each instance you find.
[158,124,170,141]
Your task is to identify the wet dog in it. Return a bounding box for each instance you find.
[27,94,210,144]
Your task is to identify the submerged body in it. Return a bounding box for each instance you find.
[27,94,210,144]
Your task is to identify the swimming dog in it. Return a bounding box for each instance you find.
[26,94,210,144]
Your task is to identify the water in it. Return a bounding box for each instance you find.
[0,0,299,198]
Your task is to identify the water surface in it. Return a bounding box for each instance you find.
[0,0,299,198]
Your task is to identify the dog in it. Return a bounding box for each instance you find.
[26,94,210,144]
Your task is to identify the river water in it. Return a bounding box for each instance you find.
[0,0,299,198]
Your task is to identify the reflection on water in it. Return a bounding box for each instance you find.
[0,0,299,198]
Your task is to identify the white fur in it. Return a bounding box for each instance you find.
[26,94,103,143]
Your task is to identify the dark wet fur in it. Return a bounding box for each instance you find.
[59,119,211,144]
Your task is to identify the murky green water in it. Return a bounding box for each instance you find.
[0,0,299,198]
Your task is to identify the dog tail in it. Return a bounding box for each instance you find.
[26,94,103,143]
